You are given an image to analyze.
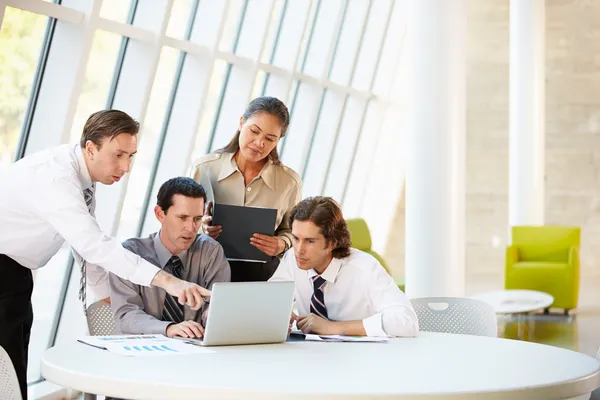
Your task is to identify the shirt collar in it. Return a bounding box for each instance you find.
[152,231,188,270]
[74,144,94,191]
[307,257,343,284]
[217,152,276,191]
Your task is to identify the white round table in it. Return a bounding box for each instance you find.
[470,290,554,314]
[41,332,600,400]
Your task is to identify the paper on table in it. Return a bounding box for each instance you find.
[78,334,169,349]
[105,340,214,356]
[291,331,389,343]
[78,334,215,356]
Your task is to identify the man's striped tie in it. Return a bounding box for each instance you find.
[310,275,328,319]
[162,256,185,323]
[79,186,94,313]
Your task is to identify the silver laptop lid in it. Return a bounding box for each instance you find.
[202,281,295,346]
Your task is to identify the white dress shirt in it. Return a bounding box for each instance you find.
[269,248,419,337]
[0,144,160,287]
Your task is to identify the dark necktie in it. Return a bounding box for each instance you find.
[310,275,328,319]
[79,186,95,312]
[162,256,185,323]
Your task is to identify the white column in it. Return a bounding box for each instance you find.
[509,0,545,227]
[405,0,466,298]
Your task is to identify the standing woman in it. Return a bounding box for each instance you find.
[189,96,301,282]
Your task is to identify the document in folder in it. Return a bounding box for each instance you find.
[212,203,277,263]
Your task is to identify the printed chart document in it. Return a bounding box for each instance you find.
[212,203,277,262]
[77,334,214,356]
[289,331,390,343]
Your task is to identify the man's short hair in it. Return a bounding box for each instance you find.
[156,177,207,214]
[80,110,140,149]
[289,196,351,259]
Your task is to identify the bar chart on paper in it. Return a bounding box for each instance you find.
[77,334,214,356]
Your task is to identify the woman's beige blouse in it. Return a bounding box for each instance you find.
[188,151,302,253]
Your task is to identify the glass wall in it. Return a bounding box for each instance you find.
[0,0,407,390]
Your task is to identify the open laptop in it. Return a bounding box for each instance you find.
[185,281,295,346]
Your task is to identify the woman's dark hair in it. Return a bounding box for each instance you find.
[157,177,207,214]
[80,110,140,149]
[289,196,351,259]
[219,96,290,164]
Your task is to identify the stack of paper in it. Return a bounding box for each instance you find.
[78,334,214,356]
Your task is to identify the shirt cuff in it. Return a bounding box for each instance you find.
[362,313,388,337]
[129,258,161,287]
[139,320,173,336]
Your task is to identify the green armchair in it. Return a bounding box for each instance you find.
[346,218,406,292]
[505,226,580,312]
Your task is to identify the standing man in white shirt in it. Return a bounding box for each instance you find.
[269,196,419,338]
[0,110,210,400]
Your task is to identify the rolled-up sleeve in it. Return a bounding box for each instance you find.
[363,266,419,338]
[33,177,160,287]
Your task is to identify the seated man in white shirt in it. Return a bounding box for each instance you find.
[106,177,230,339]
[269,196,419,337]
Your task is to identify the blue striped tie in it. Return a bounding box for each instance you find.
[162,256,185,323]
[310,275,328,319]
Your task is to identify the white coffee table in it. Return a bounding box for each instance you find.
[470,290,554,314]
[470,290,555,338]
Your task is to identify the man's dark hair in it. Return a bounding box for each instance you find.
[289,196,351,259]
[156,177,207,214]
[80,109,140,148]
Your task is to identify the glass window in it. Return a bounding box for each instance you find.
[69,30,122,142]
[341,101,383,216]
[279,82,320,173]
[28,249,70,383]
[351,0,392,91]
[271,0,313,70]
[328,1,369,85]
[166,0,197,40]
[116,47,180,240]
[301,0,343,78]
[218,0,245,52]
[372,1,403,97]
[189,1,228,48]
[251,69,267,100]
[300,90,344,197]
[260,0,286,64]
[99,0,133,23]
[322,97,366,201]
[0,7,48,172]
[190,59,228,161]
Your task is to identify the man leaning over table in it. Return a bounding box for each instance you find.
[269,196,419,337]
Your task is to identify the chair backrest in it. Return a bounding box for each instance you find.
[0,346,22,400]
[346,218,372,250]
[87,300,120,336]
[346,218,392,273]
[411,297,497,337]
[511,226,580,262]
[512,226,581,247]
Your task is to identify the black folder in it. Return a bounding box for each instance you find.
[212,204,278,263]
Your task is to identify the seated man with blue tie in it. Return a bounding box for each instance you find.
[269,196,419,337]
[105,177,230,338]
